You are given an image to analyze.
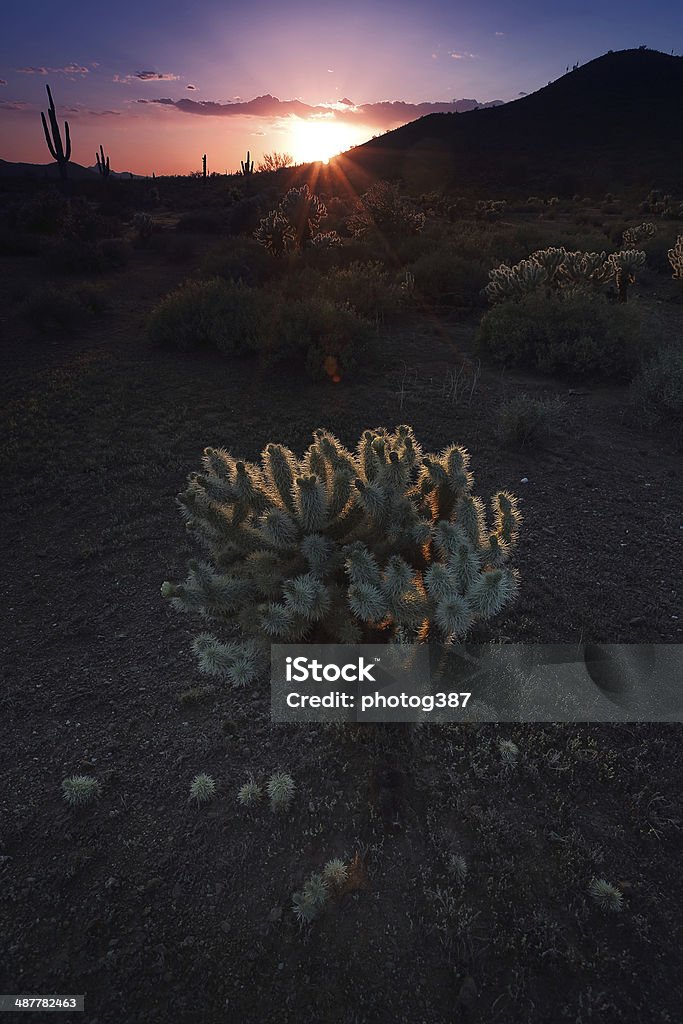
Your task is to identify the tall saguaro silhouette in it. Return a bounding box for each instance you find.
[40,84,71,187]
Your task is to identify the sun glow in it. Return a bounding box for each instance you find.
[288,117,368,164]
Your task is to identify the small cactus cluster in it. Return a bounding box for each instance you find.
[189,773,216,805]
[162,426,521,687]
[235,772,294,811]
[475,199,506,221]
[485,246,646,304]
[640,189,682,217]
[588,878,624,912]
[237,779,262,806]
[266,772,296,811]
[622,222,656,247]
[255,184,338,254]
[292,858,350,926]
[62,775,101,806]
[447,854,468,883]
[668,235,683,279]
[498,738,520,764]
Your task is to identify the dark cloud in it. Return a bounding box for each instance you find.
[139,92,502,129]
[0,79,7,86]
[187,84,197,90]
[135,71,180,81]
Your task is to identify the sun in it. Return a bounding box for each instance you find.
[288,117,368,165]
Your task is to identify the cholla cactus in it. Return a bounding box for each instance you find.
[278,184,326,247]
[133,212,153,241]
[62,775,101,806]
[162,427,521,683]
[237,779,262,806]
[588,878,624,912]
[668,235,683,279]
[348,181,425,238]
[475,199,506,221]
[485,258,549,303]
[557,250,613,289]
[254,211,295,256]
[608,249,646,302]
[622,222,656,248]
[267,772,295,811]
[255,185,327,253]
[309,230,343,248]
[486,246,645,305]
[189,773,216,805]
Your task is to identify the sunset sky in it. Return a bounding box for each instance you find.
[1,1,681,174]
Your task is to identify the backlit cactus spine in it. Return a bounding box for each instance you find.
[162,426,521,687]
[668,235,683,279]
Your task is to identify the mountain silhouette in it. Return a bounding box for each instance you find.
[335,48,683,194]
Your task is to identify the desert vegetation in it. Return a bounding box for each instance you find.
[2,150,682,1023]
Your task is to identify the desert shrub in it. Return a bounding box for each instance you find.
[13,190,69,234]
[269,296,374,378]
[164,236,197,265]
[316,261,407,322]
[22,283,107,332]
[161,425,521,685]
[97,237,131,269]
[147,278,274,353]
[229,196,270,236]
[477,291,645,376]
[348,181,425,240]
[495,393,567,447]
[176,209,229,234]
[630,347,683,438]
[410,249,489,307]
[0,229,45,257]
[200,238,277,286]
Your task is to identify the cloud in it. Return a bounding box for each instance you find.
[186,84,197,90]
[139,92,503,130]
[0,79,6,86]
[450,52,478,60]
[495,31,505,36]
[0,100,29,110]
[135,70,180,81]
[18,64,89,75]
[115,71,181,84]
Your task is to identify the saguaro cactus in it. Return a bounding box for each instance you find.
[96,144,110,178]
[40,84,71,185]
[202,153,207,179]
[240,150,254,177]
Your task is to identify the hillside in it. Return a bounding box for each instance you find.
[336,49,683,194]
